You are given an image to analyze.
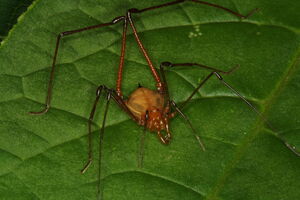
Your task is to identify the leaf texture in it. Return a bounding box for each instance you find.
[0,0,300,199]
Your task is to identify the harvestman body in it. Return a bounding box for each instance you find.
[29,0,300,199]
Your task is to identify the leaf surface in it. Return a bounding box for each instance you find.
[0,0,300,199]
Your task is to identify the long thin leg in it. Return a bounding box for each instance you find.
[138,110,149,168]
[164,62,300,156]
[159,62,205,149]
[160,62,238,109]
[80,86,104,174]
[97,92,111,200]
[80,86,140,199]
[30,0,258,115]
[126,11,163,91]
[81,85,138,174]
[159,61,237,151]
[213,72,300,156]
[29,16,126,115]
[170,101,205,151]
[116,18,128,97]
[214,72,265,119]
[126,0,257,91]
[130,0,258,19]
[189,0,258,19]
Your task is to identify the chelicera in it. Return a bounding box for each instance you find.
[29,0,300,199]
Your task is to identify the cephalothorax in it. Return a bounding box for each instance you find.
[126,87,172,143]
[28,0,300,199]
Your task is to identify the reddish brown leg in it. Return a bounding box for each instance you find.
[30,0,258,115]
[127,0,258,92]
[29,16,126,115]
[116,18,128,97]
[126,11,163,91]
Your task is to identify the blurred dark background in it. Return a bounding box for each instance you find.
[0,0,34,42]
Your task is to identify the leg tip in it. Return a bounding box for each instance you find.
[81,160,92,174]
[28,106,49,115]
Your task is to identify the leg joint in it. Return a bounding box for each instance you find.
[213,71,223,80]
[96,85,109,96]
[112,16,126,24]
[128,8,140,13]
[58,32,64,38]
[161,61,173,67]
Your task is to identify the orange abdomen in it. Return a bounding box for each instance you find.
[125,87,164,122]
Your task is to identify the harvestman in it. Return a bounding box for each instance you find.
[29,0,300,198]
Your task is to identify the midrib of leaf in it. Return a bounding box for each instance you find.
[205,45,300,200]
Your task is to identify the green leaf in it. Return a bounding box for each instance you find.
[0,0,300,199]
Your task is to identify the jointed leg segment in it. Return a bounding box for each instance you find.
[29,16,126,115]
[116,18,128,97]
[30,0,257,115]
[159,61,267,151]
[27,1,300,199]
[81,85,138,174]
[160,62,239,109]
[80,85,110,174]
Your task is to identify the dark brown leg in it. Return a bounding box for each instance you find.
[29,16,126,115]
[203,72,300,156]
[131,0,258,19]
[189,0,258,19]
[161,62,274,152]
[162,62,300,156]
[160,62,238,109]
[80,86,102,174]
[30,0,258,115]
[127,0,257,92]
[80,85,139,199]
[97,91,111,200]
[159,61,239,150]
[170,100,205,151]
[81,85,138,174]
[78,85,111,199]
[214,72,300,156]
[160,62,204,150]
